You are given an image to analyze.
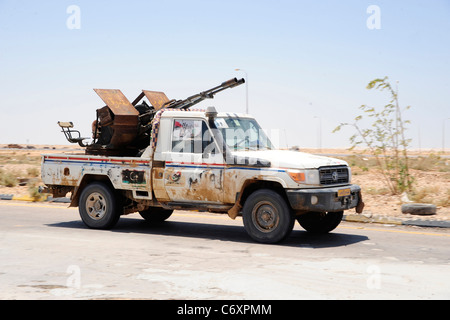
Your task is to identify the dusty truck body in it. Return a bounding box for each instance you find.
[41,79,364,243]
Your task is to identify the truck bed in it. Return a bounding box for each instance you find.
[41,153,151,193]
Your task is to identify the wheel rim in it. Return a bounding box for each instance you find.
[85,192,107,220]
[252,201,279,233]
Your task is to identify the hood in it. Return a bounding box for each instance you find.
[231,149,348,169]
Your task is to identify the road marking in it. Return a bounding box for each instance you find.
[340,225,450,238]
[0,202,75,210]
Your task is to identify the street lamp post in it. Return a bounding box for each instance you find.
[235,68,248,114]
[314,115,322,152]
[443,118,450,153]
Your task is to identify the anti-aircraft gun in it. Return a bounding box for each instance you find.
[58,78,245,156]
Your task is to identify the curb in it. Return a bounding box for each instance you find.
[344,214,450,228]
[0,194,71,203]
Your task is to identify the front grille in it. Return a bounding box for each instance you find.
[319,166,349,185]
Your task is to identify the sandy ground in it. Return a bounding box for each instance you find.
[1,145,449,220]
[351,169,450,220]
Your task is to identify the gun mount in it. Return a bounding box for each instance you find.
[58,78,245,156]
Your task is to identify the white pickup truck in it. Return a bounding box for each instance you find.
[41,79,363,243]
[41,106,363,243]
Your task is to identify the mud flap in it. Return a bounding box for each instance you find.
[356,191,365,214]
[227,203,242,220]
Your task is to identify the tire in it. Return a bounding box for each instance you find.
[242,189,295,244]
[78,182,121,229]
[139,207,173,223]
[401,203,436,215]
[296,211,343,234]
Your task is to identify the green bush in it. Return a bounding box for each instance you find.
[334,77,414,195]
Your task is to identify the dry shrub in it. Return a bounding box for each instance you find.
[0,168,18,187]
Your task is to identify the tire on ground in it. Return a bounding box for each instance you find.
[401,203,436,215]
[297,211,343,234]
[242,189,295,244]
[78,182,121,229]
[139,207,174,223]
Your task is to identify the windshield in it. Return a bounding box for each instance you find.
[214,117,274,151]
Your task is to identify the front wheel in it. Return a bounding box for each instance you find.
[296,211,343,234]
[242,189,294,244]
[78,182,121,229]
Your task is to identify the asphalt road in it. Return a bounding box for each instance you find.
[0,201,449,300]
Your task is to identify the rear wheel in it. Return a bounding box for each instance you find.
[296,211,343,234]
[78,182,121,229]
[242,189,294,244]
[139,207,173,223]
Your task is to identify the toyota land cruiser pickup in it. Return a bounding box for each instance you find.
[42,107,363,243]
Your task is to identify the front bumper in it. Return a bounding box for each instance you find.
[286,184,363,213]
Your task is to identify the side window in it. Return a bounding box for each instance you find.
[171,119,217,154]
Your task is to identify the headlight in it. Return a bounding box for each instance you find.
[306,170,320,184]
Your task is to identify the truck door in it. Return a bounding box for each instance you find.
[164,118,224,203]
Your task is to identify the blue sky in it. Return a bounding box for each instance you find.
[0,0,449,149]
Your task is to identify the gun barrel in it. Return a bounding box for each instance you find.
[221,77,245,88]
[167,78,245,110]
